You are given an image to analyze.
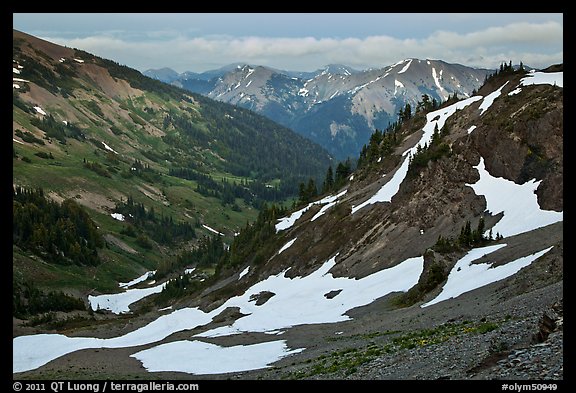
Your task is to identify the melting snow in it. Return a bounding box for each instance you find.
[119,271,156,289]
[33,106,47,116]
[466,157,563,238]
[238,266,250,280]
[397,59,413,74]
[111,213,125,221]
[278,238,297,254]
[432,67,446,99]
[352,96,482,214]
[196,254,423,338]
[14,254,423,373]
[467,125,477,134]
[133,340,303,374]
[394,79,404,95]
[479,81,509,115]
[421,245,553,307]
[202,224,224,236]
[88,282,166,314]
[520,71,563,88]
[276,190,347,232]
[102,142,118,154]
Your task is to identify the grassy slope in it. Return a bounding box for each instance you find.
[13,32,316,295]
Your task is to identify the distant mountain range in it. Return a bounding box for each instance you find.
[145,60,493,159]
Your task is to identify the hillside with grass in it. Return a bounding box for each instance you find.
[12,29,331,320]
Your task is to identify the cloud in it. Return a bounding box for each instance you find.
[41,21,562,72]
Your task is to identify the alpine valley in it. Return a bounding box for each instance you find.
[13,29,563,381]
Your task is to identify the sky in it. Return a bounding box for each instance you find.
[13,13,563,74]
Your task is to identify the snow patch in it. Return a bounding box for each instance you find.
[467,125,477,134]
[432,67,446,99]
[13,67,21,74]
[119,271,156,289]
[133,340,304,375]
[33,106,47,116]
[111,213,125,221]
[276,190,347,232]
[102,142,118,154]
[479,81,509,115]
[466,157,563,238]
[508,88,522,96]
[89,282,166,314]
[245,80,252,88]
[421,245,553,307]
[13,84,20,89]
[394,79,404,95]
[184,268,196,275]
[397,59,412,74]
[202,224,224,236]
[278,238,297,254]
[238,266,250,280]
[13,138,24,144]
[73,58,84,63]
[520,71,562,88]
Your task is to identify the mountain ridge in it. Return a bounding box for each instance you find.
[146,58,492,159]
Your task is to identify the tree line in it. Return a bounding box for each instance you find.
[113,195,197,246]
[13,186,104,266]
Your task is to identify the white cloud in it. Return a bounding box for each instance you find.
[40,21,562,72]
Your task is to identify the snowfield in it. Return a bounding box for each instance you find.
[14,254,423,374]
